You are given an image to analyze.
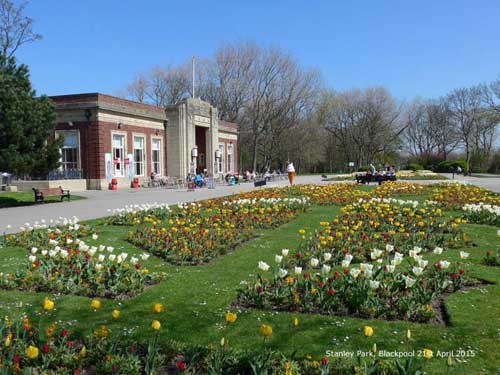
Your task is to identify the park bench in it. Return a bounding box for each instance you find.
[355,173,396,185]
[32,186,70,203]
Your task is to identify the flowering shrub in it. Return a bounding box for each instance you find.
[3,217,93,250]
[290,184,369,205]
[128,197,309,265]
[430,183,500,209]
[238,249,470,322]
[294,199,464,265]
[0,239,164,298]
[463,203,500,226]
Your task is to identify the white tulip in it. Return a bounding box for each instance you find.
[386,244,394,252]
[92,233,99,240]
[403,276,416,288]
[341,260,351,268]
[370,249,382,260]
[275,255,283,263]
[95,263,104,271]
[31,247,38,254]
[130,257,139,265]
[369,280,380,290]
[60,250,68,258]
[141,253,150,261]
[120,253,128,261]
[41,250,48,256]
[48,250,57,258]
[310,258,319,267]
[99,245,106,252]
[412,266,424,276]
[418,259,428,268]
[460,251,469,259]
[322,264,331,274]
[345,254,353,263]
[66,239,73,245]
[28,255,36,263]
[433,247,443,255]
[350,268,361,279]
[323,252,332,262]
[109,254,116,262]
[278,268,288,278]
[294,266,302,275]
[98,254,105,262]
[281,249,289,256]
[442,280,452,289]
[258,261,270,271]
[439,260,450,269]
[385,264,395,273]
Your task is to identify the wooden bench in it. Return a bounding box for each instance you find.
[32,186,70,203]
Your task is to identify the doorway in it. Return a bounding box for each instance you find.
[195,126,207,174]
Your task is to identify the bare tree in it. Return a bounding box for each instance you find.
[125,73,148,103]
[0,0,41,59]
[447,86,484,173]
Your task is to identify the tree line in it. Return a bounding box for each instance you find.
[123,42,500,174]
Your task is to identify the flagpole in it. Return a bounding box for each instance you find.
[192,56,195,99]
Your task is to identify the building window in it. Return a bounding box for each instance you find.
[133,136,145,176]
[227,144,233,173]
[59,131,79,170]
[112,134,125,177]
[152,138,162,175]
[218,144,224,174]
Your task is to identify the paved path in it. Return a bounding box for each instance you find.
[1,174,499,234]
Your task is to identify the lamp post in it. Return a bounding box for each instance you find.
[215,148,221,176]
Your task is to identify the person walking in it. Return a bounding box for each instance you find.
[286,161,295,186]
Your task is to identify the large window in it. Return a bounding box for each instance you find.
[59,131,79,170]
[133,136,145,176]
[227,144,233,173]
[217,144,224,174]
[112,134,125,177]
[151,138,162,175]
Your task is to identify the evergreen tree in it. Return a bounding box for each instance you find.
[0,54,61,177]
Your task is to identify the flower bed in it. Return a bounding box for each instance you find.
[128,197,309,265]
[105,203,172,226]
[237,248,471,323]
[290,184,369,205]
[293,198,464,265]
[3,217,93,250]
[0,239,164,298]
[429,183,500,209]
[462,203,500,226]
[373,181,428,196]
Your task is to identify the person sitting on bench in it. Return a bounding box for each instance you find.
[194,174,205,188]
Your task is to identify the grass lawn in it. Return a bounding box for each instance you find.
[0,191,85,208]
[0,191,498,374]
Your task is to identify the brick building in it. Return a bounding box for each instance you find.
[50,93,238,190]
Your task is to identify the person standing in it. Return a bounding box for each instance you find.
[287,161,295,186]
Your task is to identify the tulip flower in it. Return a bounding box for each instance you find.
[260,324,273,338]
[90,299,101,310]
[151,320,161,330]
[225,312,237,324]
[363,326,374,337]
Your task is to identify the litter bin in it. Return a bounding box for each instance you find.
[109,178,118,190]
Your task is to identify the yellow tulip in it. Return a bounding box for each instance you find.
[90,299,101,310]
[43,297,55,311]
[25,345,39,359]
[152,303,164,313]
[406,329,411,340]
[292,317,299,328]
[363,326,374,337]
[112,309,120,319]
[225,312,237,324]
[422,348,433,359]
[260,324,273,337]
[151,320,161,330]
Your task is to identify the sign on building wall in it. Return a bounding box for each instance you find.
[105,153,112,180]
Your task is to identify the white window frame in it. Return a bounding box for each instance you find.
[217,144,224,174]
[112,132,126,177]
[133,134,146,177]
[56,130,81,170]
[227,144,233,173]
[151,137,163,176]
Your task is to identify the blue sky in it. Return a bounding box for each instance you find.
[15,0,500,101]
